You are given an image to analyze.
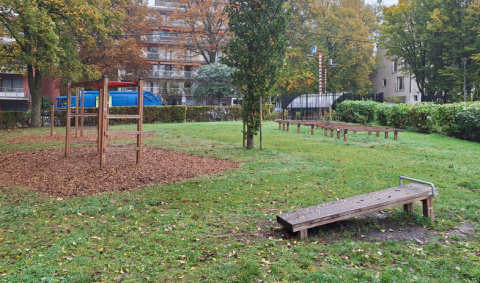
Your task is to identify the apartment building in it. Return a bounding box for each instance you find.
[0,36,60,111]
[371,49,421,104]
[145,0,235,106]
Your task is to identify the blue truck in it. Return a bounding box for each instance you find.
[55,90,165,109]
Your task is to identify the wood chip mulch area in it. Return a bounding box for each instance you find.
[0,146,240,197]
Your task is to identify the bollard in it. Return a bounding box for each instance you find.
[336,128,340,139]
[394,129,398,140]
[330,128,334,137]
[297,123,301,133]
[282,122,285,131]
[311,124,314,135]
[344,129,348,141]
[278,122,281,130]
[287,122,290,132]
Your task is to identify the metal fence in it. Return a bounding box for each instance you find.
[277,92,384,120]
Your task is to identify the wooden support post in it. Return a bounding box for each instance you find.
[344,129,348,141]
[297,123,300,133]
[336,128,340,139]
[65,81,72,157]
[260,97,263,150]
[394,130,398,140]
[298,229,308,240]
[324,128,328,136]
[137,78,144,164]
[282,123,285,131]
[286,122,290,132]
[80,88,84,137]
[385,132,389,139]
[403,203,414,212]
[376,131,379,138]
[422,198,434,221]
[278,122,281,130]
[50,104,55,137]
[311,125,314,135]
[330,129,334,137]
[75,87,79,139]
[100,75,109,168]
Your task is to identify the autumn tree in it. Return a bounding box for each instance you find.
[222,0,290,149]
[192,63,236,105]
[0,0,126,127]
[169,0,229,64]
[277,0,378,97]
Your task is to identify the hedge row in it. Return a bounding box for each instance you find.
[50,105,274,126]
[0,111,27,129]
[336,100,480,142]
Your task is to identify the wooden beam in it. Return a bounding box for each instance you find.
[71,79,104,88]
[106,114,141,119]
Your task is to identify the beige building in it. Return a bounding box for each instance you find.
[371,49,421,104]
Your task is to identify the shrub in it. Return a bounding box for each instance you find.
[406,103,436,133]
[388,103,409,128]
[374,103,390,126]
[0,111,25,129]
[336,100,377,124]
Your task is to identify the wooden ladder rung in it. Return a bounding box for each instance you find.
[70,140,97,144]
[70,126,98,131]
[105,131,141,136]
[70,113,98,117]
[105,147,140,152]
[106,114,141,119]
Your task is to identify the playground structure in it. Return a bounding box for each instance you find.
[64,76,144,168]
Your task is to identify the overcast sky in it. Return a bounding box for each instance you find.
[364,0,398,6]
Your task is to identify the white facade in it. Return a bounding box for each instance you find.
[371,49,421,104]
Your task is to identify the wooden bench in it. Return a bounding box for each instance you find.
[276,177,438,239]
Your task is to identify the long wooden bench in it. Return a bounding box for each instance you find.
[276,177,438,239]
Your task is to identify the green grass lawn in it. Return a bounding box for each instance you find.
[1,121,479,282]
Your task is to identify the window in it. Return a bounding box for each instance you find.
[413,95,418,102]
[1,78,23,91]
[382,78,387,87]
[392,61,397,73]
[396,77,404,91]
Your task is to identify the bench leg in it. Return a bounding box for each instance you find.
[282,124,285,131]
[422,198,435,221]
[385,132,389,139]
[376,131,379,138]
[298,229,308,239]
[403,203,414,213]
[279,123,281,130]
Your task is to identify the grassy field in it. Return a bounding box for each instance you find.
[1,121,479,282]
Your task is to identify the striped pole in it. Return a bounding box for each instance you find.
[318,52,322,95]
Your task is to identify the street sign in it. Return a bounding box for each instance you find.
[182,96,186,103]
[312,46,317,55]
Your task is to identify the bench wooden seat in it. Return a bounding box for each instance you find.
[276,177,438,239]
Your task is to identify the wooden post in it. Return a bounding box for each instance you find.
[260,97,263,150]
[336,128,340,139]
[65,81,72,157]
[329,103,332,121]
[404,203,413,212]
[137,78,144,164]
[324,128,328,136]
[80,88,84,137]
[282,122,285,131]
[376,131,379,138]
[278,122,281,130]
[422,198,434,221]
[243,122,246,148]
[385,131,389,139]
[311,125,314,135]
[298,229,307,240]
[100,75,109,168]
[344,129,348,141]
[297,123,300,133]
[75,87,79,139]
[330,129,334,137]
[286,122,289,132]
[394,130,398,140]
[50,104,55,137]
[97,86,103,155]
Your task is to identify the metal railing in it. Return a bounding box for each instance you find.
[0,87,29,99]
[147,70,197,79]
[146,35,179,44]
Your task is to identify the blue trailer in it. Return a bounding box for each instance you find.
[55,90,165,109]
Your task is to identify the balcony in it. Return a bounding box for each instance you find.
[0,88,29,100]
[154,1,178,8]
[147,70,197,79]
[146,35,179,44]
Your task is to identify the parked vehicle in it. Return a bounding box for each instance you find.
[55,91,165,109]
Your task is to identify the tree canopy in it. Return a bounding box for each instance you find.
[0,0,130,126]
[222,0,290,148]
[192,62,236,105]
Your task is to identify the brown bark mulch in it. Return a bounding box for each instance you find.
[0,146,240,197]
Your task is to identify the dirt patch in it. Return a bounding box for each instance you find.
[5,132,157,143]
[0,146,240,197]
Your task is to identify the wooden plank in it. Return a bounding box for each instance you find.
[277,184,438,233]
[70,113,98,117]
[105,147,140,153]
[105,131,142,136]
[106,114,141,119]
[70,140,97,144]
[70,126,97,131]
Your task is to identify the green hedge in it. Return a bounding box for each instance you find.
[0,111,26,129]
[336,100,480,142]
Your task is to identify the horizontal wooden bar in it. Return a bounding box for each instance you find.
[70,126,98,131]
[106,114,141,119]
[105,131,142,136]
[70,140,97,144]
[70,113,98,117]
[105,147,140,152]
